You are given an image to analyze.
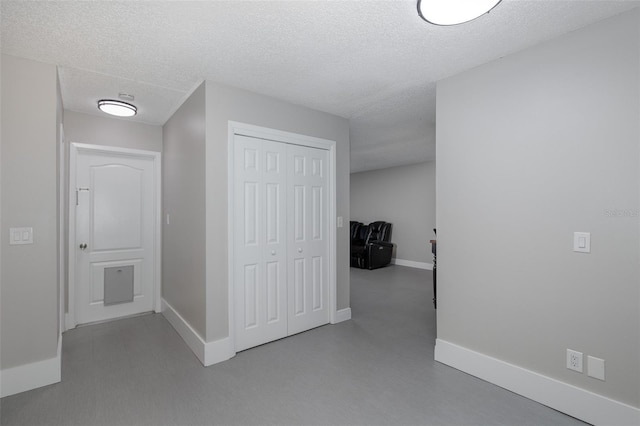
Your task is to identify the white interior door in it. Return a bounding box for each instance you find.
[287,144,329,335]
[234,136,288,351]
[74,146,158,325]
[234,135,329,351]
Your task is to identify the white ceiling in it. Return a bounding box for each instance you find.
[2,0,638,173]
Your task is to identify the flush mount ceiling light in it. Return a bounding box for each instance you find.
[417,0,502,26]
[97,99,137,117]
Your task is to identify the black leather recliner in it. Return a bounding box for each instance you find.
[350,221,393,270]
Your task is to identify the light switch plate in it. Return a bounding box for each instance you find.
[573,232,590,253]
[9,227,33,245]
[337,216,343,228]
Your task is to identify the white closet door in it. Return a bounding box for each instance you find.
[287,144,329,335]
[234,136,288,351]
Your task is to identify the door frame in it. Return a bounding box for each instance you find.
[227,121,338,353]
[66,143,162,329]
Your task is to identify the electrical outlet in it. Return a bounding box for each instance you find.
[567,349,583,373]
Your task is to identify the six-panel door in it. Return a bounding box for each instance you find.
[234,136,289,351]
[234,135,329,351]
[287,143,329,335]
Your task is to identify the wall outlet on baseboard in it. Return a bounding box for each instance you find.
[567,349,583,373]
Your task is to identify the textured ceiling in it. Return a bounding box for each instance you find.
[2,0,639,172]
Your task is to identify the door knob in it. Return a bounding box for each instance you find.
[79,243,87,250]
[297,248,303,253]
[271,250,276,255]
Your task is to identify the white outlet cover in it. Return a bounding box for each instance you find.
[587,355,605,381]
[567,349,583,373]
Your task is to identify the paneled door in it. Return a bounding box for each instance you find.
[287,144,329,335]
[73,144,159,325]
[234,135,329,351]
[234,136,288,351]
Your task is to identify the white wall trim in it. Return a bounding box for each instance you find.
[391,258,433,270]
[161,299,234,367]
[203,337,235,367]
[59,129,66,333]
[434,339,640,426]
[334,308,352,323]
[0,337,61,398]
[64,313,75,331]
[161,299,206,364]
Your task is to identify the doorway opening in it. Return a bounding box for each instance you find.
[66,143,161,329]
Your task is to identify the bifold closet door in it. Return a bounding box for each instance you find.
[234,136,288,352]
[287,144,329,335]
[234,135,329,352]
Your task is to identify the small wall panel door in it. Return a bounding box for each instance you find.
[234,135,288,351]
[286,143,329,335]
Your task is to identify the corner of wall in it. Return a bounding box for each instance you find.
[161,298,234,366]
[435,339,640,426]
[0,339,61,398]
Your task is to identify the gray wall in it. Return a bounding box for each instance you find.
[162,83,207,338]
[1,54,60,369]
[351,161,436,264]
[64,110,162,152]
[205,81,351,341]
[436,11,640,408]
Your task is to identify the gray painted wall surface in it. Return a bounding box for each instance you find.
[351,161,436,263]
[436,11,640,407]
[162,83,207,338]
[64,110,162,152]
[205,81,351,342]
[1,54,60,369]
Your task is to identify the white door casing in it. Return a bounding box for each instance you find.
[232,129,333,352]
[69,143,161,327]
[287,143,329,335]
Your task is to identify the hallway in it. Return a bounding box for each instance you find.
[0,266,583,425]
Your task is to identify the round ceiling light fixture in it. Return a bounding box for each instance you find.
[417,0,502,26]
[97,99,137,117]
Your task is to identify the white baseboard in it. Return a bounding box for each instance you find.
[0,337,61,398]
[64,313,76,331]
[203,336,234,366]
[391,258,433,270]
[161,299,234,367]
[434,339,640,426]
[335,308,352,323]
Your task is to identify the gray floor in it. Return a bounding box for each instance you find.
[0,265,585,426]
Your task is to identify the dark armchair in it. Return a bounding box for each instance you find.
[350,221,394,270]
